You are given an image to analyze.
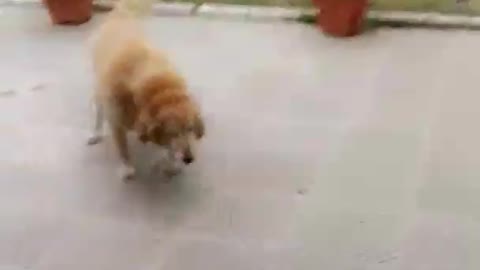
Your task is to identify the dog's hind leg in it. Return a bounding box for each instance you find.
[87,101,105,145]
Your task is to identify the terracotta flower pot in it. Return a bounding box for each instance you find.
[312,0,367,37]
[42,0,93,25]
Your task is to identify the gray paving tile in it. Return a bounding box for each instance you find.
[2,5,480,270]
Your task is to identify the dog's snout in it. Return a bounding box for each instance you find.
[183,156,194,164]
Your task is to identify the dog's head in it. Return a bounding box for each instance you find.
[135,104,205,165]
[133,74,205,165]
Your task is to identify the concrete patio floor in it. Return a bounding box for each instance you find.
[2,5,480,270]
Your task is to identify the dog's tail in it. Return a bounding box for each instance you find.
[112,0,154,18]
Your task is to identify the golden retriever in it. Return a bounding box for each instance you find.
[87,0,204,180]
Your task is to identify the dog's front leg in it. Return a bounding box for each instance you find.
[163,149,183,178]
[87,101,105,145]
[147,148,180,179]
[111,125,135,180]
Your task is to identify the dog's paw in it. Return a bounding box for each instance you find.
[87,135,103,146]
[118,165,136,181]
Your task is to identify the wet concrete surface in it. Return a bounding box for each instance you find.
[1,5,480,270]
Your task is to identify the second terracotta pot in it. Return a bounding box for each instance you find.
[312,0,367,37]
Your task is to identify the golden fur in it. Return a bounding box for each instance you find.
[87,4,204,180]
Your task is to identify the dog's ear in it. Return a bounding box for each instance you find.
[193,114,205,139]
